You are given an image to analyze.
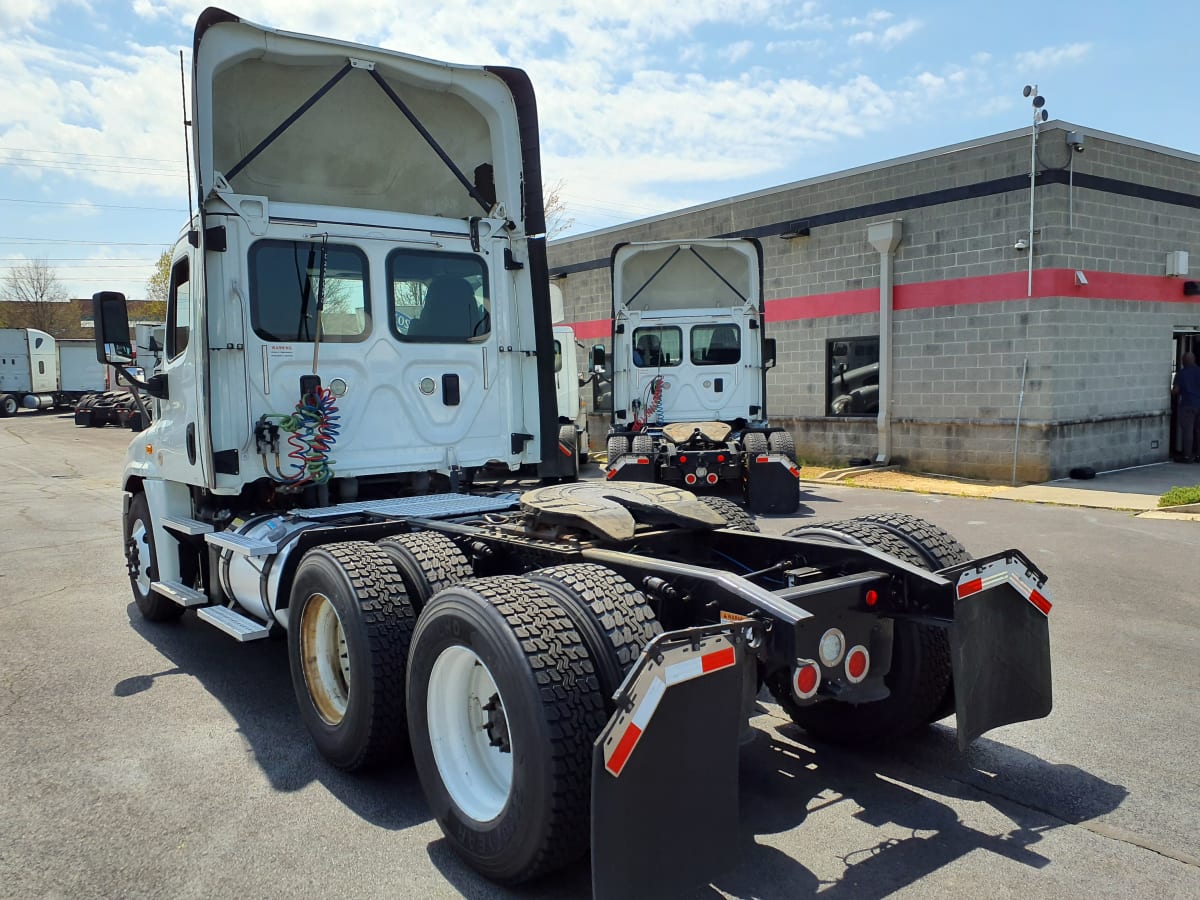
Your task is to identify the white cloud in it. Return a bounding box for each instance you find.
[848,17,921,50]
[720,41,754,64]
[1015,43,1091,71]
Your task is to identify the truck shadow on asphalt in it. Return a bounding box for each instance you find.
[695,715,1128,900]
[114,610,1128,900]
[115,606,432,833]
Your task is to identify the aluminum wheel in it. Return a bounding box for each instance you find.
[426,645,514,822]
[299,592,351,726]
[128,519,153,596]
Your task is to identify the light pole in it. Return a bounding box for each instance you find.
[1023,84,1049,298]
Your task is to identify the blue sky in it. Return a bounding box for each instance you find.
[1,0,1197,299]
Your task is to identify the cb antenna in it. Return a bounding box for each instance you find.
[179,50,194,227]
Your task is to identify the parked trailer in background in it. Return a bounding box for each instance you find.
[90,9,1055,899]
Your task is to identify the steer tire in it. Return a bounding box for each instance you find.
[526,563,662,710]
[376,531,473,613]
[287,541,417,772]
[772,519,952,745]
[407,576,607,884]
[696,495,760,533]
[124,492,185,622]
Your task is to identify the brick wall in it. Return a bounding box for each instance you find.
[550,124,1200,480]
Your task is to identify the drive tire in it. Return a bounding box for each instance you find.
[0,394,17,417]
[767,429,797,462]
[741,431,768,457]
[631,433,654,456]
[606,434,629,465]
[124,492,185,622]
[287,541,417,772]
[849,513,971,721]
[407,576,606,884]
[376,531,473,614]
[696,495,760,532]
[526,563,662,710]
[772,519,952,745]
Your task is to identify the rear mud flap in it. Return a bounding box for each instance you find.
[744,454,800,514]
[606,458,657,482]
[591,625,748,900]
[948,553,1053,750]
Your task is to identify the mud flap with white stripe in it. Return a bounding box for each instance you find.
[947,551,1053,750]
[591,625,749,900]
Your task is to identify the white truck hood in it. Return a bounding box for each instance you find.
[192,8,532,224]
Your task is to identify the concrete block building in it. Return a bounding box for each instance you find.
[547,121,1200,481]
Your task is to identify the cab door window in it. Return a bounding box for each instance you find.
[167,256,191,359]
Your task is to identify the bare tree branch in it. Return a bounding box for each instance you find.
[3,259,73,336]
[544,179,575,239]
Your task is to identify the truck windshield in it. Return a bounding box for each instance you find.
[389,249,490,343]
[249,240,370,342]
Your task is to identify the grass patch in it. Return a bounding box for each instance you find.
[1158,484,1200,508]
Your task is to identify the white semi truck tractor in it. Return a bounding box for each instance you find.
[596,238,803,514]
[92,9,1056,898]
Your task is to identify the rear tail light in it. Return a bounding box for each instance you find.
[636,457,650,464]
[792,660,820,700]
[678,454,688,463]
[717,454,726,463]
[756,455,769,463]
[706,473,718,484]
[845,645,870,684]
[684,473,697,485]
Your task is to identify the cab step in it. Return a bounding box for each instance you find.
[196,605,271,641]
[204,530,276,557]
[151,580,208,608]
[161,515,214,536]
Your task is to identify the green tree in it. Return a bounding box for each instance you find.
[3,258,72,336]
[147,249,171,304]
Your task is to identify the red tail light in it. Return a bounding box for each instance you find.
[684,473,697,485]
[678,454,688,463]
[845,646,870,684]
[792,661,820,699]
[706,473,718,484]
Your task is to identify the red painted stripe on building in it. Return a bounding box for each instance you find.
[701,646,736,673]
[564,269,1197,333]
[606,723,642,776]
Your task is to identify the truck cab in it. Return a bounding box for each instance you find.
[601,239,799,512]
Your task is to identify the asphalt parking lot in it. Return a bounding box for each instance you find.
[1,411,1197,899]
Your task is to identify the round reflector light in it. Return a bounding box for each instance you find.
[792,661,820,699]
[845,645,870,683]
[717,454,726,463]
[818,628,845,667]
[865,589,878,607]
[707,473,718,484]
[685,473,697,485]
[679,454,688,464]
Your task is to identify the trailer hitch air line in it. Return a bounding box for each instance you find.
[591,622,755,900]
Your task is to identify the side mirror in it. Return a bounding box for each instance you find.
[763,338,777,369]
[591,344,606,370]
[93,291,133,364]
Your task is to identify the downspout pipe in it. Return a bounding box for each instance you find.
[867,220,903,465]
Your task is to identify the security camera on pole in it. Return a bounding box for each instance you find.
[1022,85,1049,298]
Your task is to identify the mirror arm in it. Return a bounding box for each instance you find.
[113,363,168,400]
